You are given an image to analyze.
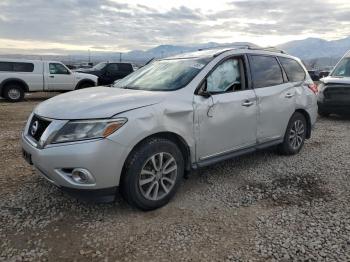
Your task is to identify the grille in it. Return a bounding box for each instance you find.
[324,84,350,100]
[27,115,51,142]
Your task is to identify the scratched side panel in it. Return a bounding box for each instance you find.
[108,90,196,165]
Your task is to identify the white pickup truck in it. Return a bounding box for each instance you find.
[0,59,98,102]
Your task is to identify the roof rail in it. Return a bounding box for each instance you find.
[198,44,251,52]
[198,45,287,57]
[246,46,287,54]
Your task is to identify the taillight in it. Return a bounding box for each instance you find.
[308,83,318,94]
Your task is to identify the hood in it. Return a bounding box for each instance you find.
[74,71,99,80]
[76,68,99,73]
[34,87,164,119]
[321,76,350,84]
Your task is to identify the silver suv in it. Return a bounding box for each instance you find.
[22,47,318,210]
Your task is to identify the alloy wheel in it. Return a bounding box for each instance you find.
[139,152,178,201]
[8,88,21,100]
[289,119,305,150]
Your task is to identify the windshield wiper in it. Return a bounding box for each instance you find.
[118,85,140,90]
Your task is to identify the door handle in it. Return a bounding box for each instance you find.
[242,100,254,107]
[285,93,294,98]
[49,75,54,78]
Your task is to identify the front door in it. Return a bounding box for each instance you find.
[103,63,122,85]
[46,62,74,91]
[194,56,258,161]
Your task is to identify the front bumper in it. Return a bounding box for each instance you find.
[21,133,128,201]
[318,101,350,115]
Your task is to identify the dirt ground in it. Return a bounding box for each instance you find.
[0,93,349,261]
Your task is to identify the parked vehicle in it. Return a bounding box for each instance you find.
[319,70,330,78]
[318,51,350,116]
[308,70,320,81]
[0,59,98,102]
[77,62,134,85]
[21,47,318,210]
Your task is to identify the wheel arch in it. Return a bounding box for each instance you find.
[122,131,192,176]
[75,79,96,90]
[295,108,312,139]
[0,78,29,96]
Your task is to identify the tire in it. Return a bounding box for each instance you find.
[76,81,94,90]
[318,108,330,117]
[278,112,307,155]
[3,84,25,102]
[121,138,184,211]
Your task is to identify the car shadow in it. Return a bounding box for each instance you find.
[320,114,350,121]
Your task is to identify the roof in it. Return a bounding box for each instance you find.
[165,45,288,60]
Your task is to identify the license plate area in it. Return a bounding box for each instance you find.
[22,149,33,165]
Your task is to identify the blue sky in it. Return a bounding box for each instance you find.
[0,0,349,54]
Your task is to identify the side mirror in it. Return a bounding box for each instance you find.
[197,80,211,98]
[198,90,212,98]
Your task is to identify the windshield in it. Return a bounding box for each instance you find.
[332,57,350,77]
[113,57,211,91]
[93,62,107,70]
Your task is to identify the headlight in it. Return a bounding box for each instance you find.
[51,118,127,144]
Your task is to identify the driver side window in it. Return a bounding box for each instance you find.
[106,64,119,74]
[49,63,70,74]
[207,58,243,93]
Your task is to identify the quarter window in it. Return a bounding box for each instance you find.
[250,55,283,88]
[0,62,34,72]
[279,57,305,82]
[206,58,243,93]
[49,63,70,74]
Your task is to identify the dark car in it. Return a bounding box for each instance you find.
[77,62,133,85]
[317,53,350,116]
[319,70,330,78]
[308,70,320,81]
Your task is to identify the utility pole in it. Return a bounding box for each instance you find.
[88,49,91,63]
[119,52,122,62]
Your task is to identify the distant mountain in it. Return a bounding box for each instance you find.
[122,42,257,62]
[1,37,349,68]
[277,37,350,60]
[122,37,350,63]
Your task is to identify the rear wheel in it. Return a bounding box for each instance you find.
[121,138,184,211]
[3,84,25,102]
[278,112,307,155]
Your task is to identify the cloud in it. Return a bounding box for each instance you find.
[0,0,349,53]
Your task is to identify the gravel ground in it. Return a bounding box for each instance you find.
[0,93,349,261]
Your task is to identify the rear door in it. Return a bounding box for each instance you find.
[248,55,295,143]
[45,62,75,91]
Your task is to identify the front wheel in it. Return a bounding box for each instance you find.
[278,112,307,155]
[121,138,184,211]
[76,82,95,90]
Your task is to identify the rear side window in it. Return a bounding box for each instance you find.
[250,55,283,88]
[0,62,34,72]
[279,57,305,82]
[119,63,133,72]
